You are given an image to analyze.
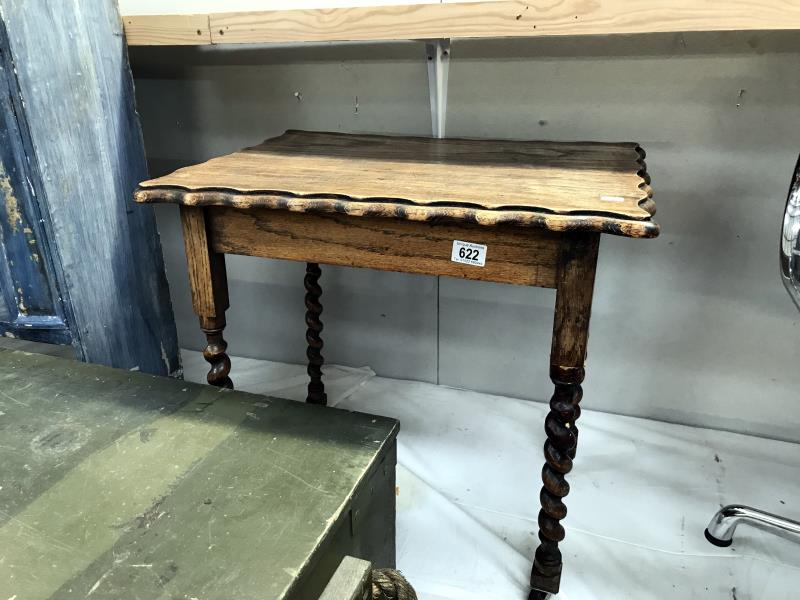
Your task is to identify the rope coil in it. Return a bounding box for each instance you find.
[371,568,417,600]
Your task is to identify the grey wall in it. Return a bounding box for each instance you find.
[130,31,800,442]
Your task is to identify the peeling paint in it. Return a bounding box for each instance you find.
[16,287,27,315]
[0,167,22,233]
[160,342,170,376]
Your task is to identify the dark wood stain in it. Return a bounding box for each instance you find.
[531,233,599,596]
[304,262,327,405]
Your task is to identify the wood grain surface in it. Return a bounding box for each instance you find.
[136,130,658,239]
[123,1,800,46]
[180,206,229,318]
[123,13,211,45]
[209,207,561,287]
[550,233,600,372]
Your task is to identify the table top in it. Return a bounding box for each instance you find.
[136,130,658,238]
[0,349,398,600]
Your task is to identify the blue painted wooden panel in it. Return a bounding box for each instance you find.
[0,1,180,375]
[0,23,71,345]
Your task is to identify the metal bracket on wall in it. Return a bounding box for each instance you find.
[425,38,450,139]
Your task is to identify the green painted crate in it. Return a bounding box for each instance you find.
[0,349,398,599]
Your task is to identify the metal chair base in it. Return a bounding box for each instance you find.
[705,504,800,547]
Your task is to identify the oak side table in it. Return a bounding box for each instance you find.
[135,130,659,599]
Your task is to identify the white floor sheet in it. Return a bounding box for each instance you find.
[183,351,800,600]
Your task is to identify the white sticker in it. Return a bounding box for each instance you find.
[600,195,625,203]
[451,240,487,267]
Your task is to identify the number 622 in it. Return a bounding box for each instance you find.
[459,247,480,261]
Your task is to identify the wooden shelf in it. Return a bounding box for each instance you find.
[123,1,800,47]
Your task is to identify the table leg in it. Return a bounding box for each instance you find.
[305,262,327,405]
[180,206,233,389]
[530,233,599,599]
[200,315,232,389]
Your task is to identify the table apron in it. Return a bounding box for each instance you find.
[207,206,560,288]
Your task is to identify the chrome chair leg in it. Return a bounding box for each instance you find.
[705,504,800,547]
[706,161,800,551]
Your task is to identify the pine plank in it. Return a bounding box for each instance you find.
[122,13,211,45]
[123,1,800,46]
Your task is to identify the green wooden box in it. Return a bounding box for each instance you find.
[0,349,398,599]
